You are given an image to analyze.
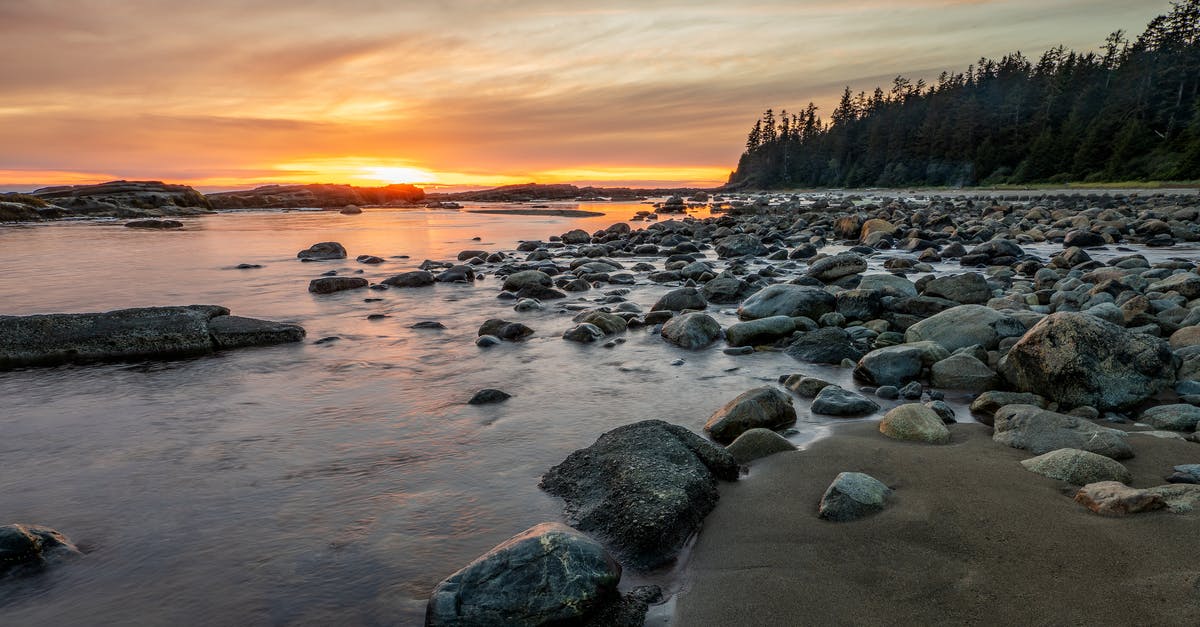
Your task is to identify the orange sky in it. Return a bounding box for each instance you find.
[0,1,1167,192]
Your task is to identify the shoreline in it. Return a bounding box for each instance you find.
[675,420,1200,625]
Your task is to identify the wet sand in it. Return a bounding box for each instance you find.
[676,421,1200,626]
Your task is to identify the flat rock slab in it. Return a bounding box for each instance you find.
[0,306,305,369]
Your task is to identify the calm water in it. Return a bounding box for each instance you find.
[6,200,1175,625]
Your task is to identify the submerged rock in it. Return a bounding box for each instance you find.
[124,219,183,229]
[660,312,722,349]
[296,241,347,260]
[0,524,80,574]
[540,420,737,570]
[426,522,621,626]
[468,389,511,405]
[308,277,368,294]
[0,306,304,369]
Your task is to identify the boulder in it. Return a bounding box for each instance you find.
[930,353,999,392]
[436,265,476,283]
[501,270,553,292]
[810,386,880,417]
[1074,482,1165,516]
[922,273,991,304]
[858,274,918,297]
[787,327,865,364]
[807,253,867,282]
[539,420,737,570]
[1020,449,1133,485]
[661,313,722,350]
[563,323,606,343]
[705,387,796,444]
[297,241,347,260]
[652,287,707,312]
[818,472,892,522]
[700,276,752,304]
[1001,312,1175,410]
[725,428,797,464]
[1139,404,1200,431]
[578,311,628,335]
[714,234,768,258]
[1148,273,1200,300]
[478,319,534,341]
[854,345,925,387]
[0,306,304,369]
[904,305,1026,352]
[969,391,1047,425]
[308,277,368,294]
[879,404,951,444]
[426,523,621,626]
[725,316,796,347]
[0,524,80,574]
[737,285,835,321]
[468,389,511,405]
[381,271,435,288]
[992,405,1133,459]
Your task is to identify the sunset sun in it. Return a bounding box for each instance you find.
[358,165,439,185]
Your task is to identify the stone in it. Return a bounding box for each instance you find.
[468,389,511,405]
[1020,449,1133,485]
[854,345,925,387]
[478,319,534,341]
[818,472,892,522]
[297,241,347,260]
[207,315,306,349]
[781,374,832,398]
[923,273,991,304]
[1138,404,1200,431]
[308,276,368,294]
[563,323,606,343]
[501,270,553,292]
[714,233,768,258]
[426,523,621,626]
[737,284,835,321]
[705,387,797,444]
[725,316,796,347]
[858,274,918,297]
[652,287,707,312]
[1167,464,1200,484]
[1170,326,1200,349]
[578,311,628,335]
[811,386,880,417]
[661,312,722,350]
[807,253,867,282]
[1074,482,1165,516]
[436,265,476,283]
[381,271,435,288]
[1146,484,1200,513]
[1148,272,1200,300]
[475,335,502,347]
[0,524,80,574]
[969,391,1048,426]
[540,420,737,570]
[700,276,751,304]
[787,327,865,364]
[930,353,1000,392]
[725,428,797,464]
[904,304,1026,352]
[879,404,951,444]
[992,405,1133,459]
[1001,312,1175,410]
[125,219,183,229]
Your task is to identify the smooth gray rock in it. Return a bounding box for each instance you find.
[308,276,368,294]
[807,252,867,282]
[705,386,797,444]
[904,304,1026,352]
[1020,448,1133,485]
[993,405,1134,459]
[563,323,606,343]
[652,287,707,312]
[468,389,511,405]
[923,273,991,304]
[381,271,435,288]
[426,523,621,626]
[501,270,553,292]
[700,276,752,304]
[207,315,306,349]
[1139,404,1200,431]
[879,404,951,444]
[661,312,722,349]
[737,284,835,321]
[1001,312,1175,410]
[818,472,892,521]
[725,316,796,347]
[786,327,865,364]
[811,386,880,417]
[714,233,768,258]
[725,428,797,464]
[854,345,925,387]
[930,353,999,392]
[540,420,737,570]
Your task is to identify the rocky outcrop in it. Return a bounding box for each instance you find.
[28,180,212,219]
[0,306,305,369]
[426,523,621,626]
[1001,312,1175,410]
[540,420,738,570]
[206,183,424,209]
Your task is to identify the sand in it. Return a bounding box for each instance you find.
[675,421,1200,626]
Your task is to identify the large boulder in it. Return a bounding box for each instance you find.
[969,390,1047,426]
[787,327,865,364]
[992,405,1133,459]
[1001,312,1175,410]
[1020,449,1133,485]
[854,345,925,387]
[818,472,892,522]
[426,523,621,626]
[930,353,999,392]
[737,285,835,321]
[0,306,304,369]
[725,428,797,464]
[700,276,752,304]
[539,420,738,570]
[296,241,347,260]
[810,386,879,417]
[0,524,80,574]
[661,313,722,349]
[806,253,867,282]
[652,287,707,312]
[725,316,796,347]
[714,233,768,258]
[922,273,991,305]
[705,387,796,444]
[878,404,951,444]
[501,270,553,292]
[904,305,1026,352]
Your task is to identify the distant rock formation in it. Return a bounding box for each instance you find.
[205,183,425,209]
[428,183,704,203]
[29,180,212,218]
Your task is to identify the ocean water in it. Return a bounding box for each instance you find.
[1,199,1144,625]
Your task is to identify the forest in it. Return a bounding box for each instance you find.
[727,0,1200,189]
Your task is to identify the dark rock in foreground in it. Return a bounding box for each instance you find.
[540,420,738,571]
[0,306,305,369]
[308,276,368,294]
[0,524,81,574]
[426,522,621,626]
[296,241,347,260]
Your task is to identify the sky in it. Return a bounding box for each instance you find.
[0,0,1169,192]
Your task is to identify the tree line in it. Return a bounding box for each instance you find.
[727,0,1200,189]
